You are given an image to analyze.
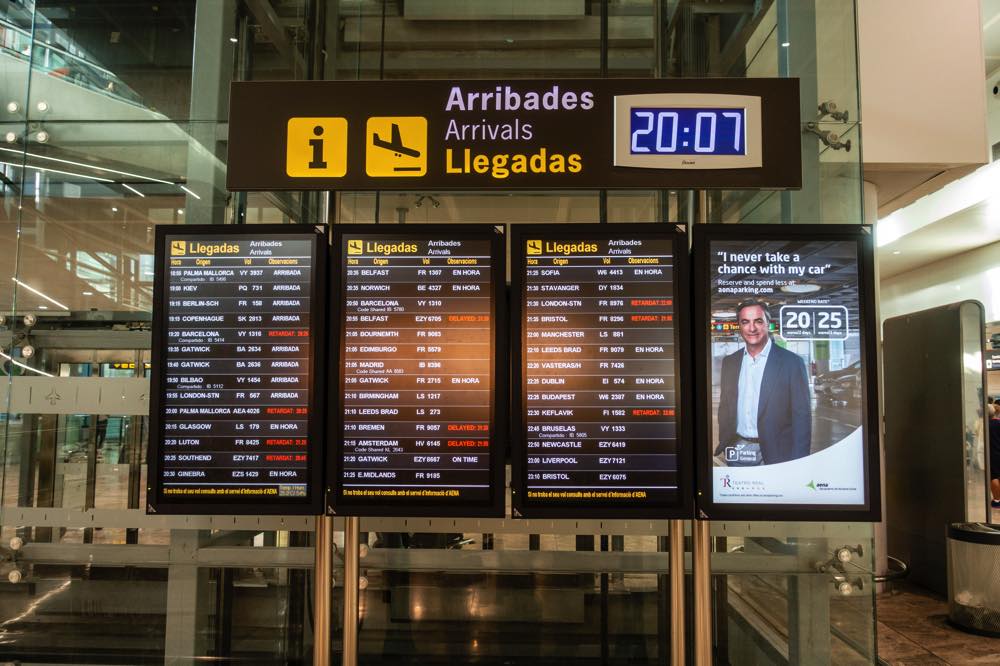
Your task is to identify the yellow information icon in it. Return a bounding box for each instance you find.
[365,117,427,177]
[347,239,363,255]
[526,240,542,255]
[286,117,348,178]
[170,240,187,256]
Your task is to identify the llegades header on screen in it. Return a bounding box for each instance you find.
[227,78,800,191]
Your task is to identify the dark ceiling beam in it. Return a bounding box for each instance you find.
[245,0,305,73]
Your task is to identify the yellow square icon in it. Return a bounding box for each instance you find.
[170,240,187,256]
[526,240,542,255]
[347,239,363,255]
[286,117,348,178]
[366,117,427,177]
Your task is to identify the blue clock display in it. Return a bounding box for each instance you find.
[629,107,746,156]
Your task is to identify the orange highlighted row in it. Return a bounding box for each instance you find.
[446,439,489,447]
[265,438,308,446]
[448,315,490,322]
[631,408,676,417]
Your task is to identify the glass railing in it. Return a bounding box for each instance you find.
[0,18,147,110]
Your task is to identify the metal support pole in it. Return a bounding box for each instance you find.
[342,516,361,666]
[312,515,332,666]
[693,519,712,666]
[669,519,685,666]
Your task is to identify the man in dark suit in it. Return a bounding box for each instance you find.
[716,300,811,466]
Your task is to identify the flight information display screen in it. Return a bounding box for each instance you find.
[331,225,505,517]
[148,225,326,515]
[693,224,880,522]
[511,225,691,519]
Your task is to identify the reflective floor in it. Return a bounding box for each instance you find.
[878,583,1000,665]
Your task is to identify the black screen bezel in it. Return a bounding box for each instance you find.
[147,223,327,516]
[692,224,881,522]
[510,223,694,519]
[329,224,507,517]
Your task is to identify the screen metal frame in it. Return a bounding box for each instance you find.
[692,223,881,522]
[510,223,693,519]
[147,223,327,516]
[329,224,507,518]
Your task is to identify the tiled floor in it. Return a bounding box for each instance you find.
[878,583,1000,664]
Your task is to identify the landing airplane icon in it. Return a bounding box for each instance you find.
[372,123,421,159]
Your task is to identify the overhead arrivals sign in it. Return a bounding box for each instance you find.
[227,78,801,191]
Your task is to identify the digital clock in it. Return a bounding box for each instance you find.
[614,93,762,170]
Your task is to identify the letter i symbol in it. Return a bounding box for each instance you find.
[286,117,346,177]
[309,125,327,169]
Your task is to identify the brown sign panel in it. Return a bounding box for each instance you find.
[227,78,801,191]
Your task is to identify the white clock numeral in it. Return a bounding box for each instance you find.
[723,111,742,151]
[694,112,717,153]
[631,111,654,153]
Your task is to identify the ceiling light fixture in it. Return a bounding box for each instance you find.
[6,101,19,113]
[180,184,201,200]
[0,160,114,183]
[34,130,49,143]
[122,183,146,197]
[82,291,93,296]
[4,132,16,143]
[0,147,174,184]
[11,277,70,310]
[229,37,238,43]
[35,101,49,113]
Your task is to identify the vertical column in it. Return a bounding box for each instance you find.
[692,519,712,666]
[165,530,212,666]
[777,0,820,224]
[313,515,333,666]
[342,516,361,666]
[788,540,832,663]
[33,413,57,543]
[669,518,685,666]
[185,0,237,224]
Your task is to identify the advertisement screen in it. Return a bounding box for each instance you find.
[332,226,505,517]
[512,225,691,519]
[148,225,326,515]
[696,226,878,521]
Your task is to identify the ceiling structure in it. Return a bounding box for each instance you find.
[873,2,1000,289]
[6,1,997,326]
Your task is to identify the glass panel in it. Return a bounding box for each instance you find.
[0,0,873,663]
[358,530,671,665]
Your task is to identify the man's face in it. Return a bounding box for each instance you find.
[737,305,768,349]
